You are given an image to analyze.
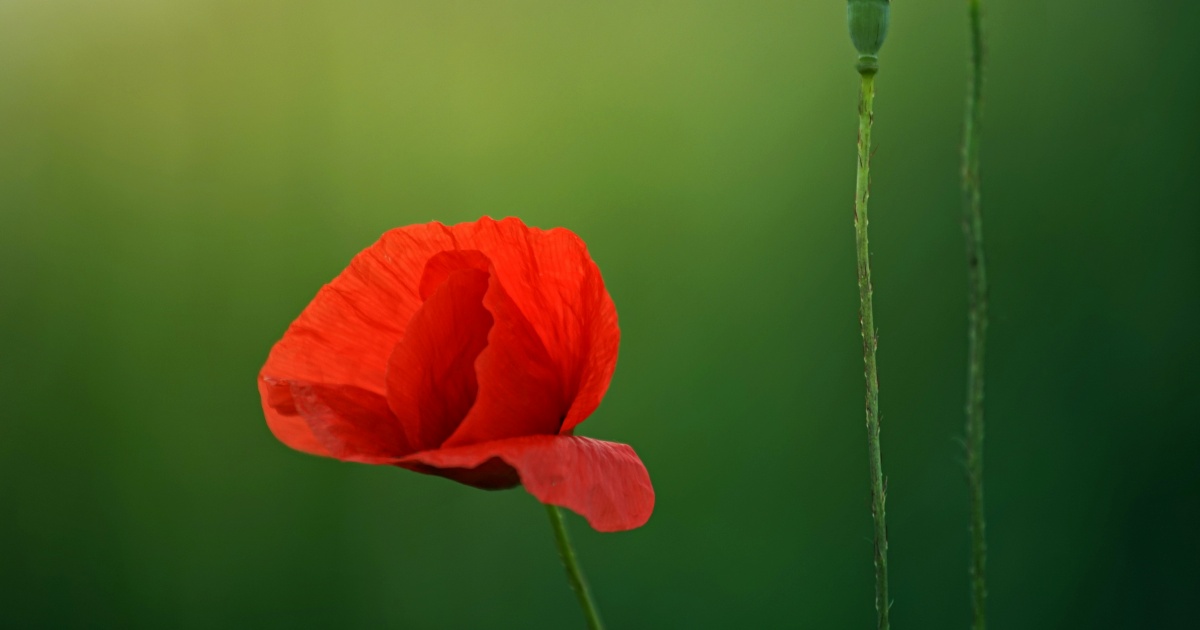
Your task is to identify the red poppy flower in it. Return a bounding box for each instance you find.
[258,217,653,532]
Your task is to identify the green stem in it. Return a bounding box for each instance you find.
[963,1,989,629]
[854,68,891,630]
[545,505,604,630]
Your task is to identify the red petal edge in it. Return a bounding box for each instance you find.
[400,435,654,532]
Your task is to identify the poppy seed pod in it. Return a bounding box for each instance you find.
[848,0,890,73]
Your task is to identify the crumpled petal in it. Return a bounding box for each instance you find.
[400,435,654,532]
[260,222,463,403]
[386,265,493,451]
[445,218,620,434]
[440,272,565,447]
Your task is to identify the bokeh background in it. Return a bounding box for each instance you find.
[3,1,1197,628]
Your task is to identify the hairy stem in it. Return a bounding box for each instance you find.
[854,68,891,630]
[963,1,989,628]
[545,505,604,630]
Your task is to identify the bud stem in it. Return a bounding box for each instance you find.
[853,68,891,630]
[962,1,989,629]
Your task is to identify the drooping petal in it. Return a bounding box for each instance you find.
[401,435,655,532]
[443,218,620,433]
[289,382,410,463]
[440,272,565,447]
[386,265,493,451]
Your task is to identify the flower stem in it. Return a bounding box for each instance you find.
[545,505,604,630]
[854,67,891,630]
[962,1,989,628]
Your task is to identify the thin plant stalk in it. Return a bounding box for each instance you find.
[962,0,989,628]
[545,505,604,630]
[847,4,892,626]
[854,68,890,630]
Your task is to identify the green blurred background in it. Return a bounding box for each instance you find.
[2,1,1197,627]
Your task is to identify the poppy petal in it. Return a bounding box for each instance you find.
[260,222,461,399]
[445,218,620,433]
[558,269,619,434]
[440,273,565,447]
[289,382,410,463]
[258,375,330,456]
[401,435,654,532]
[418,249,491,300]
[386,266,493,451]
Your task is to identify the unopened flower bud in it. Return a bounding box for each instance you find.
[847,0,890,74]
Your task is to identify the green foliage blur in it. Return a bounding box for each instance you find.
[2,1,1197,627]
